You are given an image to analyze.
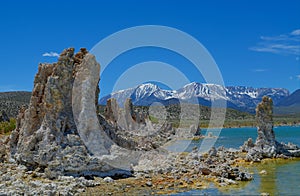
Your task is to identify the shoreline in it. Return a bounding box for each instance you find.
[199,123,300,129]
[82,155,300,195]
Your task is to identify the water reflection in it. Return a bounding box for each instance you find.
[257,159,300,195]
[168,127,300,195]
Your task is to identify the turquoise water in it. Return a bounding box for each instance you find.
[168,126,300,195]
[167,126,300,152]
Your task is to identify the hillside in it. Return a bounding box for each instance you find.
[277,89,300,106]
[275,89,300,115]
[0,91,31,118]
[98,103,256,128]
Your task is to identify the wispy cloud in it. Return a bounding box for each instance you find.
[0,85,16,92]
[252,69,267,72]
[42,52,59,57]
[250,29,300,56]
[296,75,300,80]
[291,29,300,36]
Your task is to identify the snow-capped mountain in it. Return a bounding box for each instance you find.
[99,82,290,113]
[226,86,289,110]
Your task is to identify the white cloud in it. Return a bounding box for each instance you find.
[250,29,300,56]
[42,52,59,57]
[291,29,300,36]
[296,75,300,80]
[289,76,293,80]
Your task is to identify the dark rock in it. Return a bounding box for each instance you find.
[0,143,6,162]
[208,147,217,157]
[190,124,201,136]
[0,111,9,122]
[200,168,211,175]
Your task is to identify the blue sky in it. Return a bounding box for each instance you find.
[0,0,299,97]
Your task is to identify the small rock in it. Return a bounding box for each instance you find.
[259,170,267,175]
[219,182,227,187]
[225,179,238,185]
[58,175,74,181]
[238,172,253,181]
[200,168,211,175]
[145,181,152,187]
[183,177,192,184]
[261,193,270,196]
[26,171,33,175]
[103,176,114,183]
[208,147,217,157]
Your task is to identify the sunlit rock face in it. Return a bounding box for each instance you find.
[9,48,132,178]
[243,96,300,161]
[254,96,276,157]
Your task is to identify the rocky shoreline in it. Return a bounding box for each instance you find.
[1,140,254,195]
[1,141,298,195]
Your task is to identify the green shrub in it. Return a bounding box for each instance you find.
[149,115,159,124]
[0,118,16,135]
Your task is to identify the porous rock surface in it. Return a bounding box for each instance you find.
[9,48,134,178]
[242,96,300,161]
[102,97,176,150]
[0,163,100,195]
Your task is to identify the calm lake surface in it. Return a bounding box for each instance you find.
[167,126,300,196]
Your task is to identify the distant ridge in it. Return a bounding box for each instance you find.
[275,89,300,115]
[0,91,31,118]
[277,89,300,106]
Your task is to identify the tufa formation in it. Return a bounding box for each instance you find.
[9,48,135,178]
[242,96,300,161]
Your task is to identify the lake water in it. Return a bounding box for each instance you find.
[167,126,300,196]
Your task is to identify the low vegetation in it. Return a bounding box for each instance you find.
[99,103,300,128]
[0,118,16,135]
[0,91,31,118]
[273,114,300,126]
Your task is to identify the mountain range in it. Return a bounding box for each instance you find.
[99,82,297,113]
[0,83,298,118]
